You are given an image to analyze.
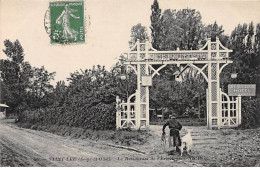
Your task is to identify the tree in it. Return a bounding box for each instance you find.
[3,40,24,64]
[204,21,228,45]
[175,9,204,50]
[27,66,55,108]
[149,64,207,118]
[151,7,228,51]
[0,81,12,104]
[220,22,260,128]
[51,81,67,107]
[254,23,260,53]
[152,8,208,50]
[0,40,32,113]
[245,22,254,53]
[224,22,260,85]
[129,23,149,47]
[1,40,56,115]
[150,0,162,50]
[159,9,183,50]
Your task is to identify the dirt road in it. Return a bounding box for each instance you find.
[0,121,189,167]
[1,120,259,167]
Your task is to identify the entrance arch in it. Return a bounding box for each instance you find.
[116,38,241,130]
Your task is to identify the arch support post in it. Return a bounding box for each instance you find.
[145,40,150,128]
[207,38,232,129]
[137,40,150,129]
[207,61,221,129]
[207,38,222,129]
[136,40,141,129]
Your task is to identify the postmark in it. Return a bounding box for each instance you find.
[44,1,85,44]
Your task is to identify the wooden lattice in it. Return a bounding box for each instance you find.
[116,38,239,130]
[211,82,218,101]
[212,103,217,117]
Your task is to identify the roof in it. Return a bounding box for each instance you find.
[0,104,9,108]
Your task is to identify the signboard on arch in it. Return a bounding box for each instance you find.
[141,76,152,86]
[228,84,256,96]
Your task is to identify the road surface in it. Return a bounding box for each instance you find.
[0,121,190,167]
[1,120,259,167]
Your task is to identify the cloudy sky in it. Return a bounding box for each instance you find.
[1,0,260,84]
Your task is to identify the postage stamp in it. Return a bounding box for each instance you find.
[48,1,85,44]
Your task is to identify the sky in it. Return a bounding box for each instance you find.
[1,0,260,85]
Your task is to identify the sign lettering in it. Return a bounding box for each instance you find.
[228,84,256,96]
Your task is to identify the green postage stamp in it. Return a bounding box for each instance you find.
[49,1,85,44]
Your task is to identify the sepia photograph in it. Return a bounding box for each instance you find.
[0,0,259,167]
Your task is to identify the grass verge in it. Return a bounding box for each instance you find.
[16,122,151,147]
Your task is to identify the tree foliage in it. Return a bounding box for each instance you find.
[20,65,127,130]
[150,0,162,50]
[151,3,227,51]
[222,22,260,87]
[129,23,149,47]
[222,22,260,128]
[0,40,55,114]
[1,40,32,112]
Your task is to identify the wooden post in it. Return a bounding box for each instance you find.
[145,40,150,128]
[136,40,141,129]
[207,38,213,129]
[116,96,120,129]
[216,38,221,129]
[206,88,209,128]
[238,95,242,125]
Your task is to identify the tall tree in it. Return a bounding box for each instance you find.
[150,0,162,50]
[254,23,260,53]
[246,22,254,53]
[0,40,32,112]
[255,24,260,97]
[226,23,260,85]
[1,40,56,113]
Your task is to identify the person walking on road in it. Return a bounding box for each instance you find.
[162,113,182,152]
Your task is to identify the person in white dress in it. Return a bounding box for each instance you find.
[56,4,80,41]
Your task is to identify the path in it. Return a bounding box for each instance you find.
[0,121,188,167]
[1,120,259,167]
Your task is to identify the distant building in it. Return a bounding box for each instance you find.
[0,103,9,119]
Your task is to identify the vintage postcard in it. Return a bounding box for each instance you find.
[0,0,260,167]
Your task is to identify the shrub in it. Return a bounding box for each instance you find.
[239,98,260,129]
